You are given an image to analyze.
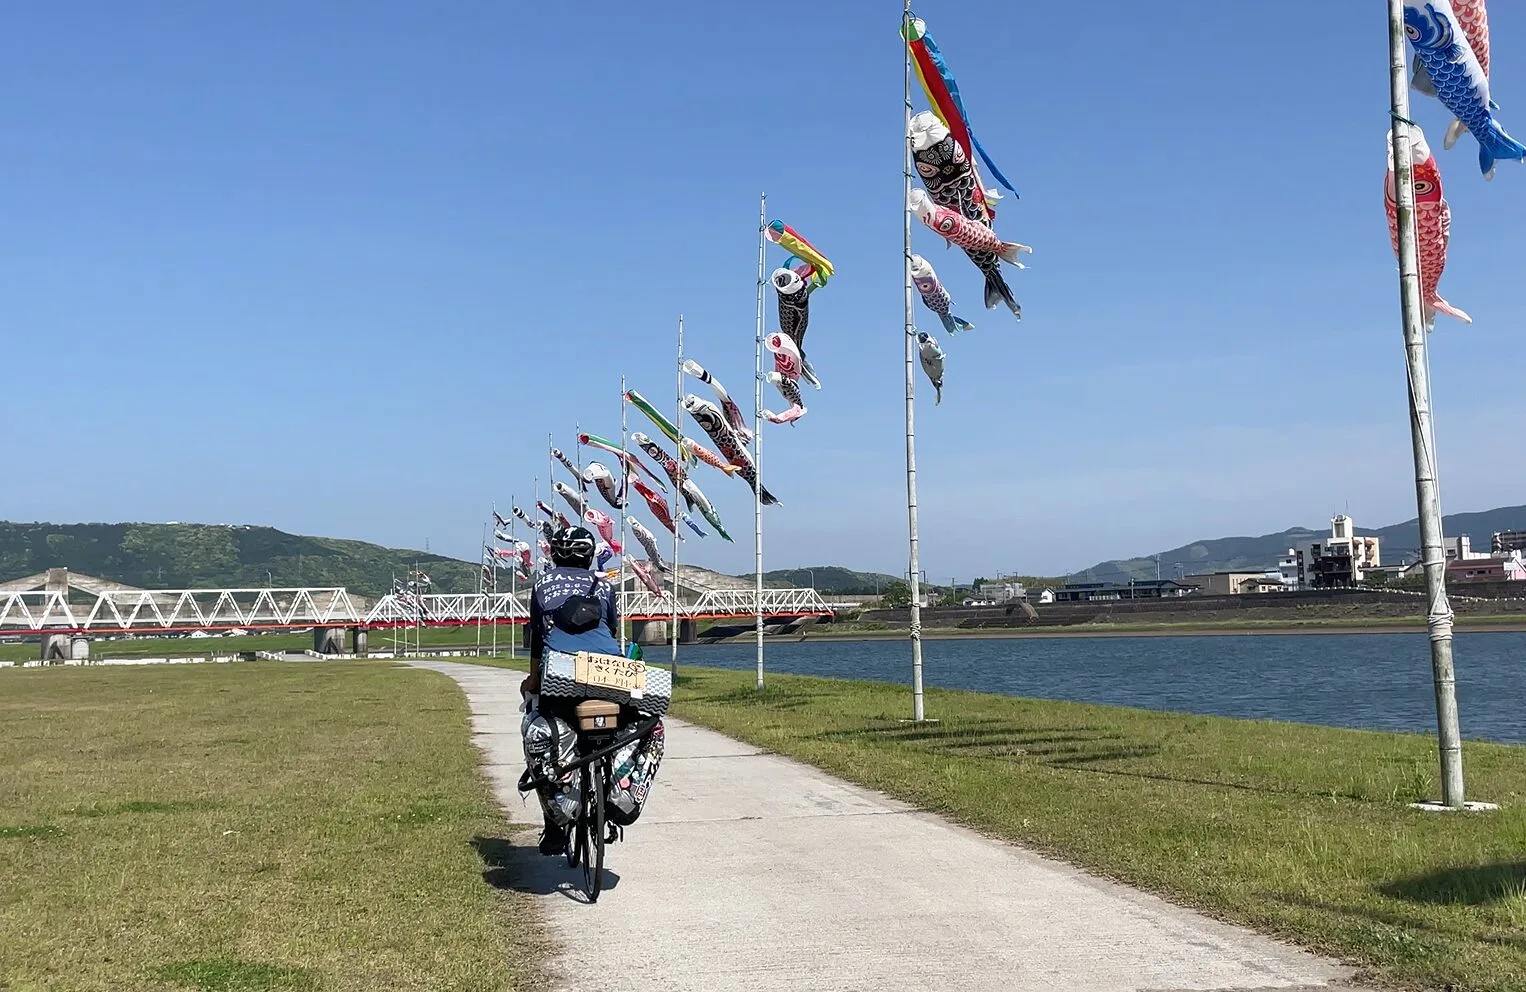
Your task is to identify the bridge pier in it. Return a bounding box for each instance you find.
[40,633,69,663]
[312,626,345,655]
[679,619,698,644]
[349,627,368,656]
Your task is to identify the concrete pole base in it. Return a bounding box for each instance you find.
[1408,799,1500,813]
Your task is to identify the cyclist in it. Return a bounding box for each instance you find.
[521,525,624,855]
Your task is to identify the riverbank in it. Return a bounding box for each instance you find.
[671,667,1526,992]
[0,662,543,990]
[784,615,1526,641]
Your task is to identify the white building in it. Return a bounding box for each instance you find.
[1284,514,1381,589]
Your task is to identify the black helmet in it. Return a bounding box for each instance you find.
[549,525,597,568]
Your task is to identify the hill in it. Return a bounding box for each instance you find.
[0,522,477,597]
[1073,505,1526,584]
[749,566,901,595]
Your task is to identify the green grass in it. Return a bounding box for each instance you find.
[0,662,544,991]
[673,668,1526,992]
[0,623,526,664]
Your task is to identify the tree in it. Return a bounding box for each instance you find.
[881,579,912,609]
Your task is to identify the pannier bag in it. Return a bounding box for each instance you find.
[520,711,581,825]
[606,720,666,826]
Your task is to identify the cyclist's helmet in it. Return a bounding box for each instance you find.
[549,525,597,569]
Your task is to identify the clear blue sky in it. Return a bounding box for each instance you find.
[3,1,1524,580]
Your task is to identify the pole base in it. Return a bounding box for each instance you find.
[897,718,940,725]
[1408,800,1500,813]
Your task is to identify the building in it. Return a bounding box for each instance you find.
[1285,514,1381,589]
[1180,570,1275,596]
[1493,530,1526,555]
[1448,554,1526,584]
[1238,575,1292,594]
[1055,579,1194,603]
[1441,535,1491,562]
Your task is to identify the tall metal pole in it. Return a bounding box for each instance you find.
[1386,0,1463,807]
[671,315,684,676]
[902,0,926,722]
[619,375,630,652]
[754,192,768,690]
[477,519,487,656]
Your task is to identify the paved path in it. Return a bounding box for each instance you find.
[413,661,1368,992]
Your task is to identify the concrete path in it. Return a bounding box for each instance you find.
[414,661,1369,992]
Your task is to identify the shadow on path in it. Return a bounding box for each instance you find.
[471,835,621,904]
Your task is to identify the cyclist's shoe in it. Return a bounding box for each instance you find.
[605,822,623,845]
[538,821,567,856]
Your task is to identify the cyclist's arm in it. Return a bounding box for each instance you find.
[604,579,619,639]
[526,588,545,693]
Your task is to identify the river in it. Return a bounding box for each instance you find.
[679,631,1526,744]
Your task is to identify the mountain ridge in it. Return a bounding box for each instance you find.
[1072,505,1526,584]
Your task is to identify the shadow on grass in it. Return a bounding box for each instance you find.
[818,719,1405,802]
[1380,862,1526,907]
[155,958,317,991]
[471,835,621,904]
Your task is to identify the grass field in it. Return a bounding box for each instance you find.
[0,623,524,664]
[672,668,1526,992]
[0,661,543,992]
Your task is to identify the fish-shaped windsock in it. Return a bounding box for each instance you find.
[1404,0,1524,178]
[594,541,615,570]
[493,510,509,529]
[629,558,665,597]
[494,527,513,544]
[512,505,533,526]
[632,432,686,488]
[630,476,680,535]
[1386,128,1472,330]
[916,331,946,405]
[681,513,707,538]
[765,220,834,281]
[682,477,733,541]
[582,461,626,509]
[583,507,622,554]
[909,254,974,334]
[766,332,805,384]
[554,481,588,520]
[536,538,553,569]
[683,395,779,505]
[579,432,668,491]
[550,448,584,488]
[770,269,823,390]
[763,371,806,424]
[681,359,752,443]
[910,112,1020,318]
[624,390,686,453]
[514,540,533,572]
[1412,0,1492,151]
[680,437,740,475]
[535,500,556,520]
[909,188,1031,265]
[628,518,668,573]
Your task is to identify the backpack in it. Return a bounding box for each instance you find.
[551,575,605,634]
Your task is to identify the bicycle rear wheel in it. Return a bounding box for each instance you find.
[585,760,607,902]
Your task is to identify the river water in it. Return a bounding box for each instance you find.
[680,632,1526,744]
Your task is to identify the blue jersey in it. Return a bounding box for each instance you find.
[529,566,622,660]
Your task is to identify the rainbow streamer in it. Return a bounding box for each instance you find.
[902,16,1018,213]
[765,221,834,281]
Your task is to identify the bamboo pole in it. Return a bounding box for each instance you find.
[1386,0,1465,808]
[754,192,767,690]
[902,0,926,722]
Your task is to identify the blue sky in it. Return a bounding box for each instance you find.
[3,1,1524,580]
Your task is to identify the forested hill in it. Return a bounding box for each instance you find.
[0,522,476,597]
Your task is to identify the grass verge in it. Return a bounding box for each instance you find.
[673,667,1526,992]
[0,661,544,991]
